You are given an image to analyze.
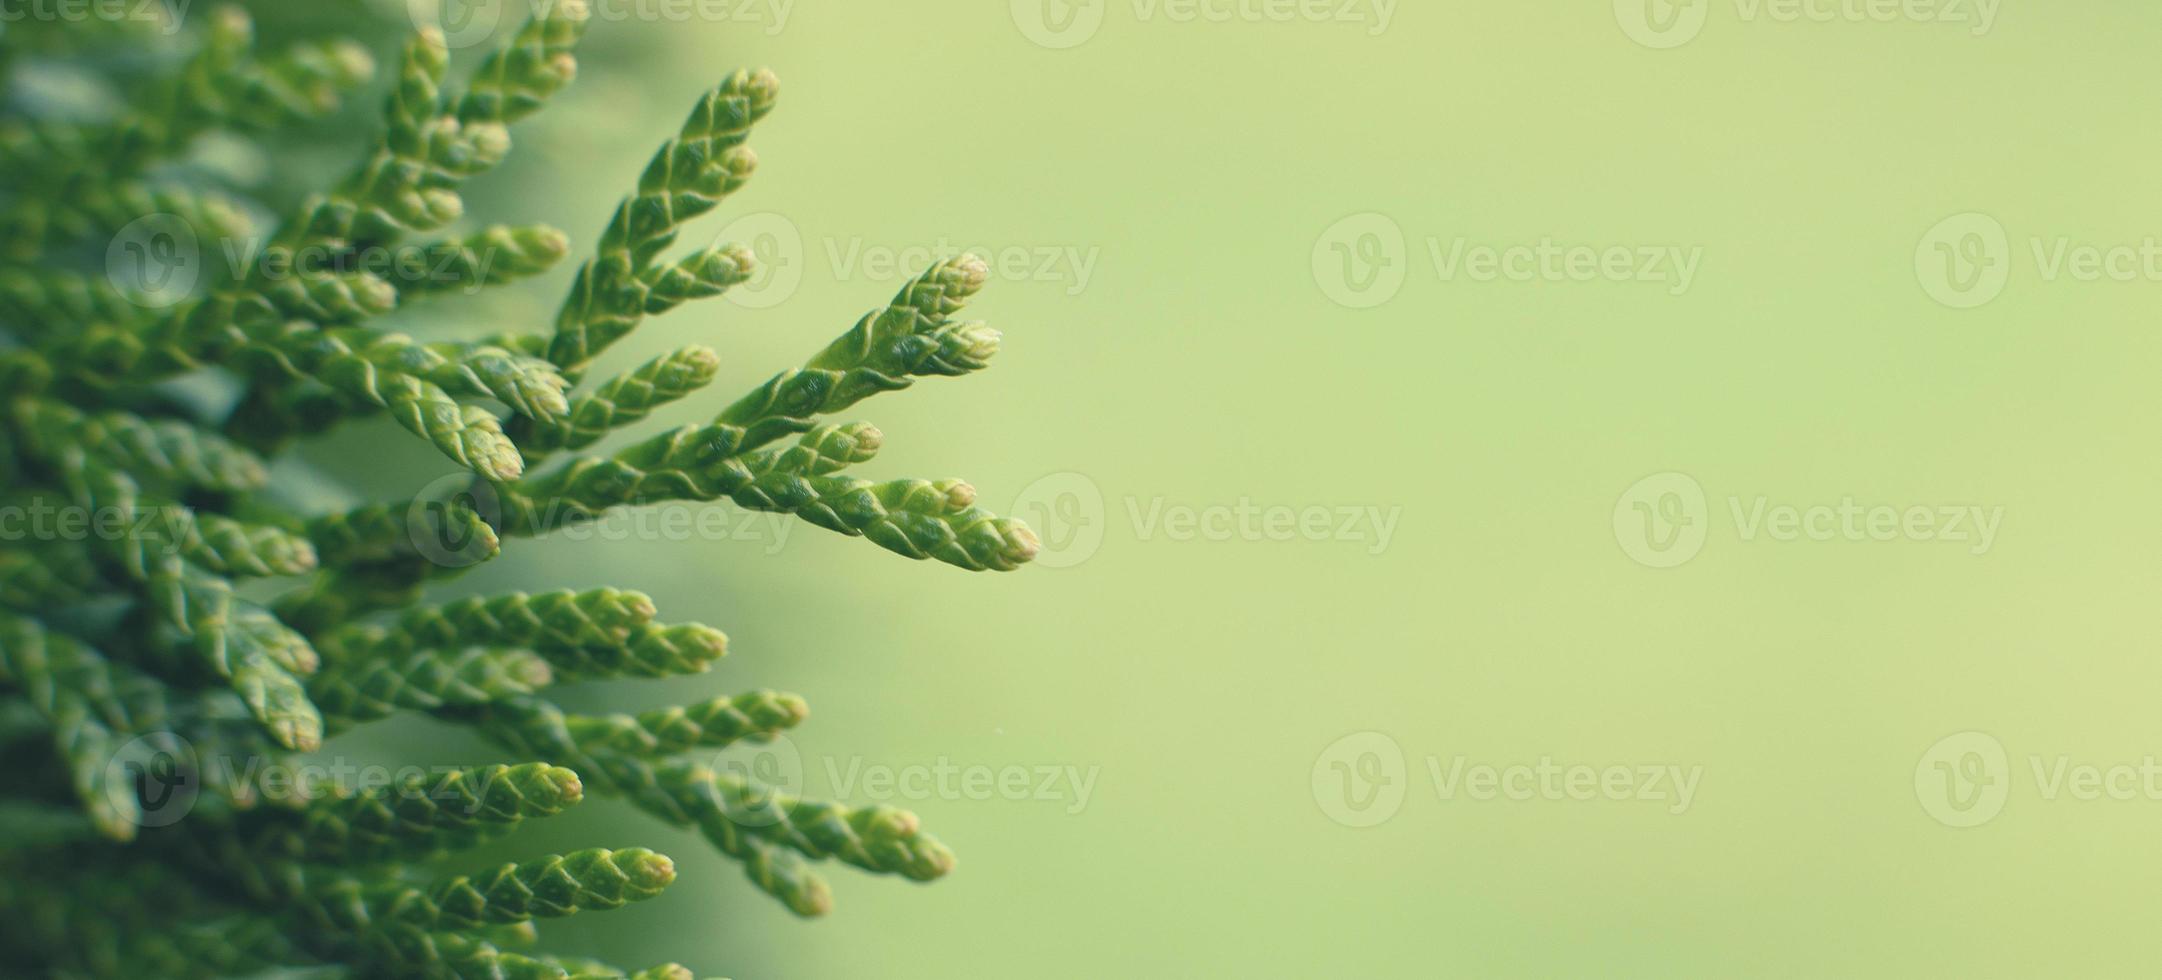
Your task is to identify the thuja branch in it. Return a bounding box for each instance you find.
[0,2,1045,977]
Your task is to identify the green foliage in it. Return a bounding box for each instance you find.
[0,3,1040,976]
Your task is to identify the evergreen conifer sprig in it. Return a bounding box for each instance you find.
[0,3,1042,976]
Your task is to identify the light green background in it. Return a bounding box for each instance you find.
[346,2,2162,976]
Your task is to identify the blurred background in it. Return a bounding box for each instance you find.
[312,1,2162,976]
